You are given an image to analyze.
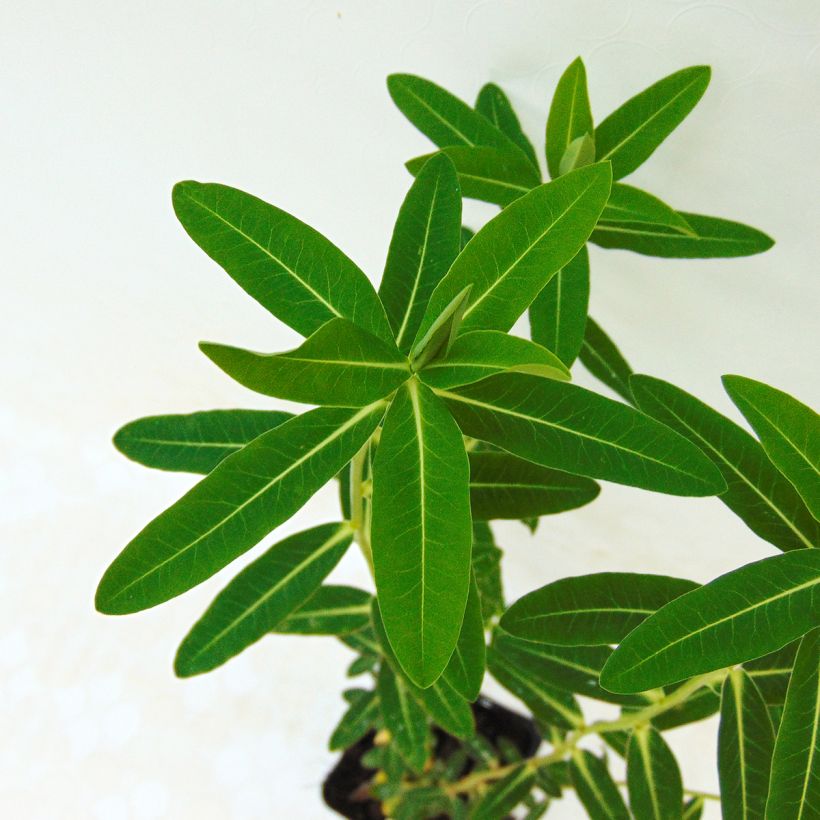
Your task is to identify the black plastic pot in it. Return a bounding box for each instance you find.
[323,696,541,819]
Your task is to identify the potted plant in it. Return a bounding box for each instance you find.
[98,58,819,818]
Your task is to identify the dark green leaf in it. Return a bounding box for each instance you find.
[443,573,485,701]
[626,725,683,820]
[631,375,819,551]
[377,663,429,772]
[578,317,634,403]
[595,66,710,179]
[460,225,475,249]
[172,181,391,340]
[744,641,799,706]
[472,522,504,625]
[650,682,720,731]
[470,766,536,820]
[475,82,539,170]
[683,797,704,820]
[379,153,462,354]
[330,688,379,750]
[601,549,820,693]
[340,624,381,658]
[598,183,693,234]
[96,401,385,614]
[569,749,630,819]
[272,585,372,636]
[437,373,726,496]
[501,571,697,646]
[546,57,594,179]
[113,409,292,474]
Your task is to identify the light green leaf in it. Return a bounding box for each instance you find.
[599,183,693,234]
[626,725,683,820]
[406,146,540,207]
[113,409,292,474]
[377,663,429,773]
[472,522,504,625]
[475,82,539,170]
[96,401,386,614]
[175,523,352,676]
[569,749,630,820]
[330,688,379,751]
[413,163,612,341]
[631,375,819,551]
[744,640,799,706]
[601,549,820,693]
[443,573,486,701]
[592,211,774,258]
[578,317,634,403]
[528,246,589,367]
[559,133,596,176]
[379,153,462,354]
[724,376,820,520]
[272,585,371,636]
[200,318,410,407]
[470,766,536,820]
[595,66,711,179]
[501,572,697,646]
[371,379,472,687]
[436,373,726,496]
[468,450,599,521]
[718,669,775,820]
[766,628,820,818]
[546,57,594,179]
[410,284,472,369]
[172,181,391,340]
[419,330,570,389]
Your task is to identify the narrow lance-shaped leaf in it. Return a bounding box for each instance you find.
[626,725,683,820]
[377,663,429,773]
[410,285,472,369]
[472,522,504,625]
[528,246,589,367]
[601,549,820,693]
[175,523,353,676]
[413,162,612,341]
[724,376,820,520]
[379,153,462,354]
[743,640,799,706]
[766,628,820,818]
[683,797,705,820]
[578,317,635,403]
[546,57,594,179]
[501,572,698,646]
[631,375,819,551]
[96,401,386,614]
[470,766,536,820]
[442,572,485,701]
[173,181,391,341]
[272,585,372,636]
[718,669,775,820]
[468,450,599,521]
[200,318,410,407]
[406,146,540,207]
[559,133,596,176]
[595,66,711,180]
[437,373,726,496]
[598,183,694,234]
[371,379,472,687]
[113,409,292,474]
[418,330,569,390]
[569,749,630,820]
[475,82,539,170]
[330,688,379,751]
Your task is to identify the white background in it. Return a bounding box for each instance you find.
[2,1,818,818]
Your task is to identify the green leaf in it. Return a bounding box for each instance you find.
[419,330,570,389]
[595,66,711,179]
[472,522,504,624]
[599,183,694,235]
[487,638,583,729]
[437,373,726,496]
[631,375,819,551]
[592,211,774,258]
[406,146,540,207]
[650,682,721,731]
[468,450,599,521]
[272,585,371,636]
[96,401,385,614]
[371,379,472,687]
[683,797,705,820]
[113,409,292,474]
[413,163,612,341]
[559,133,596,176]
[442,572,486,701]
[330,688,379,751]
[528,246,589,367]
[174,523,352,676]
[718,669,775,820]
[460,225,474,249]
[200,319,410,407]
[601,549,820,693]
[744,641,799,706]
[723,376,820,520]
[766,628,820,818]
[379,153,462,354]
[578,317,634,403]
[475,82,539,170]
[470,766,536,820]
[172,181,391,340]
[626,725,683,820]
[546,57,594,179]
[377,663,429,772]
[569,749,630,820]
[501,572,697,646]
[340,624,381,658]
[410,284,472,369]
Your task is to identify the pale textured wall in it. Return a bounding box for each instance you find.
[2,1,818,817]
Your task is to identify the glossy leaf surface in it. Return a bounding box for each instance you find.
[626,725,683,820]
[546,57,594,179]
[598,183,693,234]
[578,317,634,403]
[744,640,798,706]
[475,82,539,169]
[272,585,371,636]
